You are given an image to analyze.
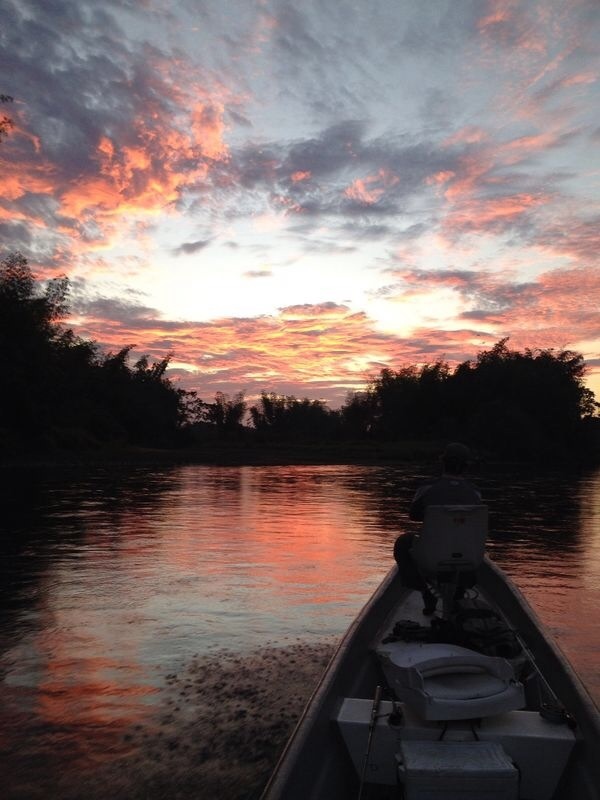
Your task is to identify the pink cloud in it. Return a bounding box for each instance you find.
[62,249,600,407]
[444,192,549,235]
[291,170,311,182]
[344,170,399,205]
[1,55,238,274]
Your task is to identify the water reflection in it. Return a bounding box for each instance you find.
[0,463,599,797]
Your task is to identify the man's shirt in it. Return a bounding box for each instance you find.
[409,475,482,521]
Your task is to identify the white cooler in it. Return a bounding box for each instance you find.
[397,740,519,800]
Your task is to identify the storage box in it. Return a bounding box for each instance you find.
[398,740,518,799]
[336,698,574,798]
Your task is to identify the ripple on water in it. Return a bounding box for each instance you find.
[1,641,337,800]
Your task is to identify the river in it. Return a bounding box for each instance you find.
[1,462,599,798]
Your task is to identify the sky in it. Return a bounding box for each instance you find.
[2,0,600,407]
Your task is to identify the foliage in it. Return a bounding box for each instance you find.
[0,252,199,450]
[342,338,598,459]
[203,392,247,439]
[0,93,13,144]
[249,392,340,442]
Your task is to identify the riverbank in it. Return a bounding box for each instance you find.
[0,439,446,468]
[2,437,597,471]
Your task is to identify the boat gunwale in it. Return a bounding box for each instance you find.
[480,558,600,784]
[260,566,402,799]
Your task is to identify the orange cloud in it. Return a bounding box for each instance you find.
[61,101,224,222]
[443,127,489,147]
[68,252,600,407]
[426,170,456,186]
[190,102,229,161]
[445,192,548,233]
[2,55,237,274]
[437,123,571,238]
[344,169,399,205]
[477,0,547,54]
[70,301,407,403]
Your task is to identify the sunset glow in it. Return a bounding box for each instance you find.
[1,0,599,405]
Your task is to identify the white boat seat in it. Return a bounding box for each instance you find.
[378,641,525,721]
[412,505,488,616]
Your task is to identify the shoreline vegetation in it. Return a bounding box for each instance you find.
[0,440,446,468]
[2,437,599,472]
[2,252,599,468]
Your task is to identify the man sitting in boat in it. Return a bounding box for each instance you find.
[394,442,482,615]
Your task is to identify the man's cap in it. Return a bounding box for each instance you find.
[443,442,471,465]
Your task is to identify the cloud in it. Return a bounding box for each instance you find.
[3,0,594,279]
[243,269,272,278]
[71,295,161,326]
[223,121,461,227]
[388,264,600,344]
[536,216,600,263]
[65,294,431,405]
[172,239,212,256]
[1,0,238,269]
[2,0,598,401]
[71,282,595,410]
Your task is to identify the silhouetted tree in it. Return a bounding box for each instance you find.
[0,253,199,450]
[249,392,339,442]
[1,255,596,461]
[342,338,598,459]
[456,339,597,456]
[0,252,74,441]
[366,361,451,439]
[339,390,374,438]
[0,94,13,144]
[204,392,247,439]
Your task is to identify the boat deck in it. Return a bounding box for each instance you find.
[261,564,600,800]
[336,587,577,800]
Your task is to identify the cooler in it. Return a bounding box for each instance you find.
[397,740,519,800]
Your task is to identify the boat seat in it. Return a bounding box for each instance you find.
[411,504,488,617]
[378,641,525,721]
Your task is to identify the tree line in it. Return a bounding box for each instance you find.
[207,341,598,459]
[1,252,597,460]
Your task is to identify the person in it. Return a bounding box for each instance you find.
[394,442,482,615]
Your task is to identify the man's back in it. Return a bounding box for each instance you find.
[409,475,482,521]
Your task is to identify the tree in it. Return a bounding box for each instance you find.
[339,390,374,438]
[0,253,199,449]
[366,361,451,439]
[0,252,74,439]
[249,392,339,442]
[204,392,247,439]
[0,94,13,144]
[338,338,597,459]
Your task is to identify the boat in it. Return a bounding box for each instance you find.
[260,505,600,800]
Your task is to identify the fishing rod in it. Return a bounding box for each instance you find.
[357,684,383,800]
[511,628,573,723]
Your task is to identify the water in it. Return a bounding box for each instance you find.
[1,463,599,797]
